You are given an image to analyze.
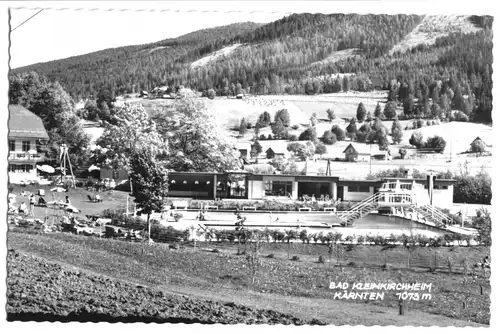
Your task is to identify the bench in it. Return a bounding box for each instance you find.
[172,201,189,210]
[206,205,218,210]
[323,207,337,212]
[242,206,257,211]
[299,207,312,212]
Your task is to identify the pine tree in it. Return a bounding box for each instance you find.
[356,102,367,122]
[390,119,403,144]
[239,118,247,135]
[374,102,382,118]
[384,101,397,119]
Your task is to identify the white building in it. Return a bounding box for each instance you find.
[8,105,49,184]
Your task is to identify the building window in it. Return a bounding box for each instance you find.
[9,140,15,151]
[10,164,33,173]
[265,180,293,196]
[347,185,370,192]
[22,141,31,152]
[401,184,412,190]
[359,185,370,192]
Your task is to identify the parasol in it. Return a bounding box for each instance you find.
[37,165,55,173]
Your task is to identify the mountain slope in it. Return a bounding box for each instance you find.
[12,22,262,99]
[11,13,493,122]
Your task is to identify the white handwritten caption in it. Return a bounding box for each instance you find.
[329,282,433,301]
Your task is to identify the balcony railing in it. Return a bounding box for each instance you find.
[8,152,45,161]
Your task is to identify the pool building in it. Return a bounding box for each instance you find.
[159,172,455,210]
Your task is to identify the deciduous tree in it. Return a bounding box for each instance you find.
[152,92,240,172]
[326,108,336,122]
[129,148,169,243]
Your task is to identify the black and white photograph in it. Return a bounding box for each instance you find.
[2,0,496,330]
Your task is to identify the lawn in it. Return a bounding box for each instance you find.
[7,231,490,326]
[9,183,129,221]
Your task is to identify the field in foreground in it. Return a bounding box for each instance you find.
[6,249,320,324]
[7,231,489,326]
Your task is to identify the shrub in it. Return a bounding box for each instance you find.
[318,255,325,263]
[409,131,424,148]
[299,127,317,141]
[173,213,183,222]
[424,135,446,153]
[291,124,299,130]
[266,253,275,258]
[331,125,346,141]
[291,255,300,261]
[288,134,299,141]
[212,248,220,253]
[321,130,337,145]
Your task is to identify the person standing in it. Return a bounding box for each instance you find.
[29,194,36,216]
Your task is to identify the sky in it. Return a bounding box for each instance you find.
[7,0,492,69]
[8,2,302,68]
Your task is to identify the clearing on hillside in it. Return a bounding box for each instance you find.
[390,15,482,54]
[191,44,242,69]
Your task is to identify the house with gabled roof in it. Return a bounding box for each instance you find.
[8,105,49,184]
[342,143,390,162]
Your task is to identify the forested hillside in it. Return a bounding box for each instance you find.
[11,14,493,122]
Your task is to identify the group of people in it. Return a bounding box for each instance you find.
[9,193,72,216]
[196,207,209,221]
[12,193,38,216]
[299,194,334,203]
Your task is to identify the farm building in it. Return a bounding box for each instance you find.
[469,136,491,154]
[235,142,252,161]
[342,143,390,162]
[266,147,288,159]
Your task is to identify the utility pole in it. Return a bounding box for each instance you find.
[369,144,372,175]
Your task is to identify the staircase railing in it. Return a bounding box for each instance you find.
[338,193,382,219]
[418,204,453,225]
[338,193,382,225]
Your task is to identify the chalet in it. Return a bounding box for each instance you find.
[235,142,252,161]
[8,105,49,184]
[266,147,287,159]
[342,143,389,162]
[469,136,490,154]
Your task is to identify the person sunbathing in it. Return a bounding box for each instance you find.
[19,202,28,214]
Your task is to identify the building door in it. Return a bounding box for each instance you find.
[336,186,344,201]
